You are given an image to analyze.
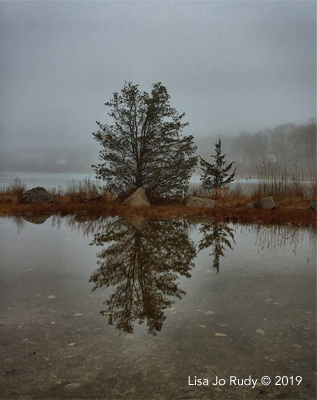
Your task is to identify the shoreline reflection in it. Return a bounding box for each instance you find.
[6,214,316,336]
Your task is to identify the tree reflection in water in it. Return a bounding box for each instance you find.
[9,214,315,333]
[89,216,196,335]
[198,222,235,273]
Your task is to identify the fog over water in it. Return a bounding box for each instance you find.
[0,1,316,173]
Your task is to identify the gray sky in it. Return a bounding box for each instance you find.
[0,0,316,153]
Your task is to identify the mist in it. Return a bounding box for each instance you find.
[196,119,316,176]
[0,1,315,173]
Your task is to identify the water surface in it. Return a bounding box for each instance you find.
[0,216,315,399]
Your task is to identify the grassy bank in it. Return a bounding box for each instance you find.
[0,193,315,226]
[0,176,316,225]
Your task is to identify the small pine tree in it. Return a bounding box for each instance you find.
[200,139,236,195]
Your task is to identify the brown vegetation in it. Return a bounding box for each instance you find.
[0,191,315,226]
[0,174,315,226]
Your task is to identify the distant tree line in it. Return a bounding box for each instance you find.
[196,120,316,176]
[0,145,99,173]
[231,120,316,175]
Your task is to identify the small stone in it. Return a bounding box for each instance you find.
[47,295,55,299]
[204,311,215,315]
[186,196,216,208]
[199,325,207,328]
[73,313,82,317]
[256,329,265,335]
[68,342,75,346]
[215,333,227,337]
[64,383,81,389]
[124,333,134,339]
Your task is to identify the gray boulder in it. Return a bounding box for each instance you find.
[123,187,150,206]
[22,187,53,204]
[259,196,277,209]
[186,196,216,208]
[309,201,316,210]
[248,196,277,209]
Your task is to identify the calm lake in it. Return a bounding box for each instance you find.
[0,171,260,194]
[0,216,316,399]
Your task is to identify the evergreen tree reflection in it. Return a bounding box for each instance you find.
[198,222,235,273]
[89,217,196,335]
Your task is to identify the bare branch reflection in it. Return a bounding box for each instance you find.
[252,224,316,262]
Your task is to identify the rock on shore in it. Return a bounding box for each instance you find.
[123,188,150,206]
[22,187,53,204]
[186,196,216,207]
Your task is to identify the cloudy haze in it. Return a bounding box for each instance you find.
[0,1,316,170]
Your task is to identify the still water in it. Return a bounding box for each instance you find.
[0,216,315,399]
[0,172,259,193]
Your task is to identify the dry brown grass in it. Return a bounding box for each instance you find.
[0,177,26,203]
[0,192,315,226]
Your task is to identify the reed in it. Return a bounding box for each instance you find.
[254,161,316,200]
[189,162,316,203]
[0,177,26,203]
[65,176,113,202]
[0,172,315,226]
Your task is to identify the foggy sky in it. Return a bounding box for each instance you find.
[0,1,316,156]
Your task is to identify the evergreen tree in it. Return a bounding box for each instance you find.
[200,139,236,194]
[92,82,197,197]
[198,222,235,273]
